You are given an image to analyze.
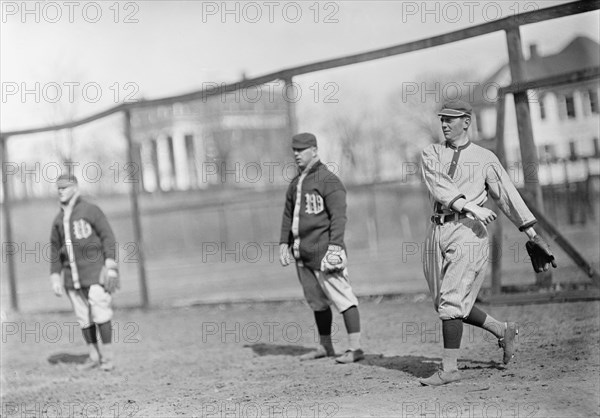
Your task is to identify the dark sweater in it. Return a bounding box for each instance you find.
[50,197,117,289]
[280,160,347,270]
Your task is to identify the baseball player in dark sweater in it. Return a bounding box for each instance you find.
[280,133,364,363]
[49,174,120,371]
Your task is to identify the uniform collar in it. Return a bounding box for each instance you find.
[60,193,81,211]
[445,139,471,150]
[299,157,321,175]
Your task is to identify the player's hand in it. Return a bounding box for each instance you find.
[321,244,347,273]
[50,273,63,297]
[526,235,557,273]
[101,259,120,294]
[279,244,292,266]
[464,203,497,225]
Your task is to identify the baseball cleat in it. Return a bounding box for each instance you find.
[100,359,115,371]
[498,322,518,364]
[299,346,335,361]
[335,349,364,364]
[77,358,100,371]
[419,369,461,386]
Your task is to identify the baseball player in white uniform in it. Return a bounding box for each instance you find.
[419,100,547,386]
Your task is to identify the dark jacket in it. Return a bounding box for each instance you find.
[50,197,117,289]
[280,160,347,270]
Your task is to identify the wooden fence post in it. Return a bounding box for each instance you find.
[124,110,150,308]
[1,135,18,311]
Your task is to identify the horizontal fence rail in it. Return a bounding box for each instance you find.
[1,0,598,138]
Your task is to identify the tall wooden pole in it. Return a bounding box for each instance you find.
[123,110,150,308]
[491,94,506,295]
[1,136,18,311]
[505,26,552,287]
[284,77,298,137]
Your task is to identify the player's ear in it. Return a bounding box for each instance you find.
[463,117,471,130]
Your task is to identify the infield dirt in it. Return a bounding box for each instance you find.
[2,297,599,417]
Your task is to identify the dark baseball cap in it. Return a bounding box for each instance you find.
[438,100,472,117]
[56,174,78,188]
[292,132,317,149]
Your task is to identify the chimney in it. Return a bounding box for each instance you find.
[529,44,539,60]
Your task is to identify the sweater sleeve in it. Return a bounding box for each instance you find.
[324,177,347,247]
[485,154,537,231]
[90,205,117,261]
[49,219,63,275]
[421,145,465,210]
[279,183,295,244]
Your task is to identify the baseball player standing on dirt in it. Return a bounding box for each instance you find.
[49,174,120,371]
[279,132,364,364]
[419,100,556,386]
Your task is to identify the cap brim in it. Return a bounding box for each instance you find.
[57,180,77,187]
[438,109,470,117]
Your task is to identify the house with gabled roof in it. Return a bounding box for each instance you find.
[473,36,599,165]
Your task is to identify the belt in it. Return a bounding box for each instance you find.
[430,212,469,225]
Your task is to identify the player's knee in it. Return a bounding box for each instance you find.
[340,304,358,314]
[308,300,330,312]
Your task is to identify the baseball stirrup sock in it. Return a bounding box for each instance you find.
[319,334,333,350]
[482,316,506,339]
[442,319,463,349]
[464,306,505,338]
[98,321,112,344]
[81,324,98,344]
[314,308,333,336]
[342,305,360,334]
[464,305,487,327]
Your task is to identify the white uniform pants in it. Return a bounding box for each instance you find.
[67,284,113,328]
[422,218,489,320]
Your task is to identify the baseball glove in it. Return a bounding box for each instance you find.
[100,258,120,293]
[525,235,557,273]
[321,244,347,273]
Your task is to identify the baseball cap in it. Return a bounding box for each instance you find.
[56,174,78,188]
[438,100,472,117]
[292,132,317,149]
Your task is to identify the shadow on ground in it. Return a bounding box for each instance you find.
[360,354,440,378]
[460,358,504,370]
[244,344,497,379]
[244,343,313,357]
[47,353,88,365]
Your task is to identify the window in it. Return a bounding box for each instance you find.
[593,138,599,157]
[589,90,599,114]
[543,144,556,162]
[539,96,546,120]
[565,94,576,119]
[569,140,578,161]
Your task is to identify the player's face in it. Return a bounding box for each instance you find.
[293,146,317,169]
[441,116,470,142]
[57,184,77,204]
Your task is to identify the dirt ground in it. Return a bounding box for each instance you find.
[2,296,599,418]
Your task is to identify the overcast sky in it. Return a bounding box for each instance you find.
[1,0,599,132]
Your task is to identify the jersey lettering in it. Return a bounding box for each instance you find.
[72,219,93,240]
[305,193,324,215]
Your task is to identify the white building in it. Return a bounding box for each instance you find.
[474,36,599,165]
